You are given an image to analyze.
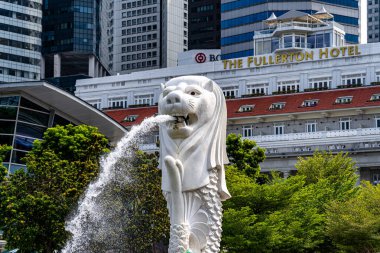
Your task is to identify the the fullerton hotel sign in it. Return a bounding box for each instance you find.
[222,45,361,70]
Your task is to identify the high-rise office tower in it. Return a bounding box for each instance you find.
[368,0,379,42]
[188,0,220,49]
[107,0,188,75]
[41,0,108,92]
[221,0,366,59]
[0,0,42,82]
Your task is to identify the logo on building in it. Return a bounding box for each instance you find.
[195,53,207,63]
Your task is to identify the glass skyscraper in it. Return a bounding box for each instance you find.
[0,0,42,82]
[41,0,108,92]
[221,0,364,59]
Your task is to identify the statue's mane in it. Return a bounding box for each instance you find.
[159,76,230,200]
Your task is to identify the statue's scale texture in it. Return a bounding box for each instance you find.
[158,76,230,253]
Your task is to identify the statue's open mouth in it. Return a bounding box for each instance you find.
[167,113,197,130]
[174,115,190,125]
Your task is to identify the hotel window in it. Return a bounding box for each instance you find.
[134,94,154,105]
[108,97,128,109]
[238,105,254,112]
[341,73,366,86]
[254,38,272,55]
[294,34,306,48]
[274,123,284,135]
[302,99,319,107]
[305,121,317,133]
[335,96,353,104]
[308,77,331,89]
[87,99,101,109]
[124,115,138,122]
[376,71,380,82]
[277,80,300,93]
[282,34,293,48]
[270,102,286,110]
[339,118,351,130]
[247,83,269,95]
[242,125,253,137]
[222,87,238,98]
[375,117,380,128]
[371,94,380,101]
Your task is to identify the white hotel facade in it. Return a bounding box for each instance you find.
[75,12,380,182]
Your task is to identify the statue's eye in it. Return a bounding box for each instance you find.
[189,90,200,96]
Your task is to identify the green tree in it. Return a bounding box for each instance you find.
[226,133,266,178]
[74,150,170,253]
[222,151,360,253]
[124,150,170,252]
[296,151,358,198]
[0,145,11,183]
[326,181,380,253]
[0,124,109,253]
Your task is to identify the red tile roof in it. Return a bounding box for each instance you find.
[104,106,158,128]
[104,86,380,127]
[227,86,380,119]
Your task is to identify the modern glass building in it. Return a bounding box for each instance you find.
[221,0,364,59]
[188,0,221,50]
[0,0,42,82]
[0,81,126,174]
[41,0,108,92]
[108,0,188,74]
[368,0,379,42]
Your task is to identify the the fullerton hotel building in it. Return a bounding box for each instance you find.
[75,11,380,183]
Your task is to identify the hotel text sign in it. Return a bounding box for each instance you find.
[222,46,361,70]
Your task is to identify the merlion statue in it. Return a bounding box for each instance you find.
[158,76,231,253]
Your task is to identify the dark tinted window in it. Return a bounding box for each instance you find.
[14,136,35,151]
[0,96,19,106]
[53,114,71,126]
[20,97,49,112]
[16,122,46,139]
[18,108,50,126]
[0,134,14,146]
[11,150,27,164]
[0,121,15,134]
[0,106,17,120]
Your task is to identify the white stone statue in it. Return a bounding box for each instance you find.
[158,76,231,253]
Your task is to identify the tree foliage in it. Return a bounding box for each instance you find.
[221,150,369,253]
[0,145,11,183]
[0,125,109,253]
[82,150,170,253]
[326,181,380,253]
[124,151,170,252]
[226,133,266,178]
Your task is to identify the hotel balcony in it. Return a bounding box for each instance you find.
[246,128,380,156]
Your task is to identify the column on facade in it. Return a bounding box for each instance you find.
[331,69,341,89]
[153,88,161,105]
[98,63,103,78]
[299,73,308,92]
[40,57,45,79]
[101,93,108,110]
[366,66,376,85]
[88,55,95,77]
[127,91,134,107]
[94,60,99,78]
[269,76,277,94]
[53,54,61,77]
[238,79,247,97]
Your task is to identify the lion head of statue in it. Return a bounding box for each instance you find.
[158,76,230,200]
